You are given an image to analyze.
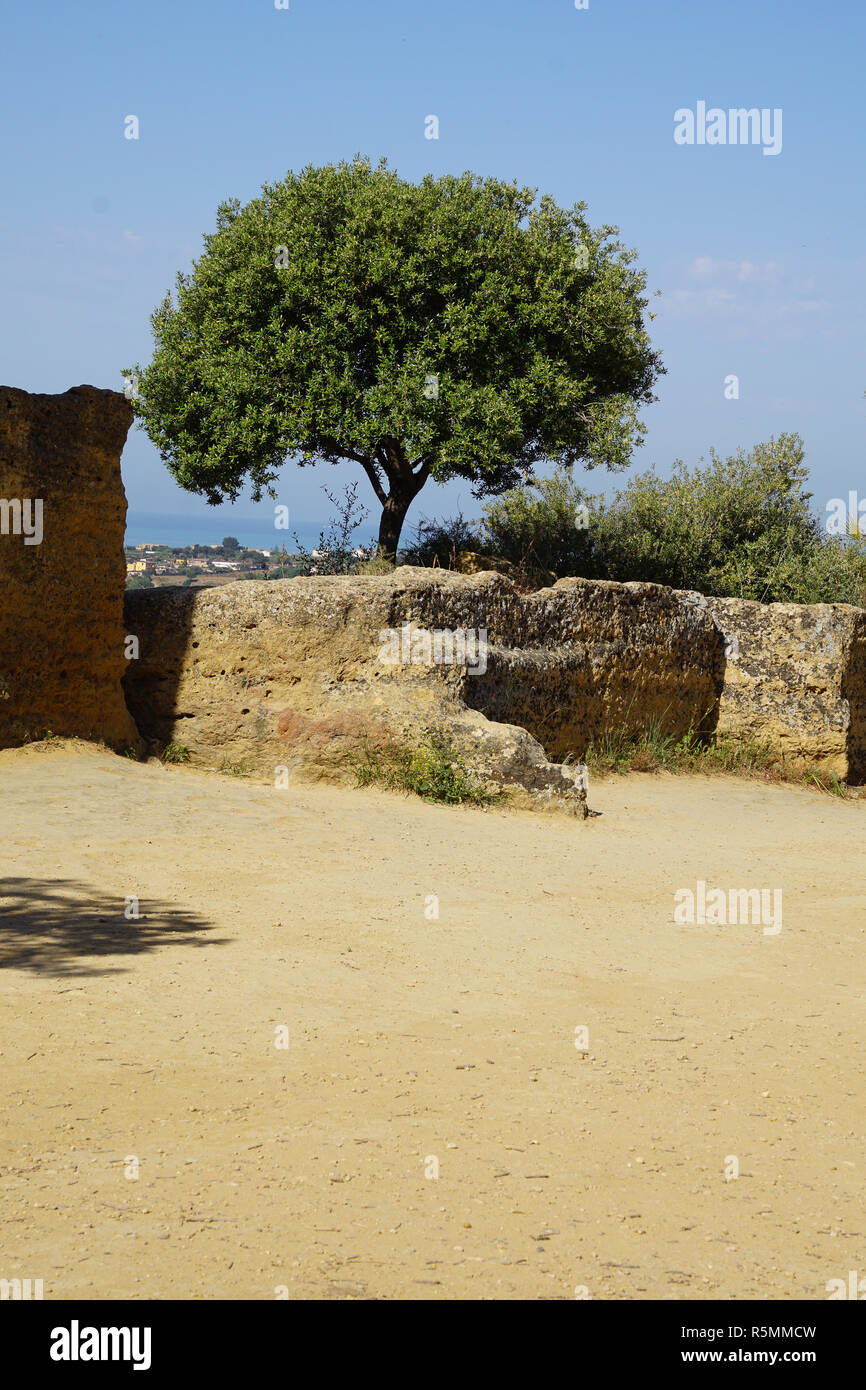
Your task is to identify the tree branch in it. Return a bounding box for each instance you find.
[411,458,431,490]
[317,438,374,470]
[382,435,413,481]
[357,455,388,506]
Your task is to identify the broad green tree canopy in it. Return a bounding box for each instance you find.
[128,156,664,555]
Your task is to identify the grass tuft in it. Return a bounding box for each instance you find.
[161,741,191,764]
[351,729,495,806]
[218,759,250,778]
[583,720,851,796]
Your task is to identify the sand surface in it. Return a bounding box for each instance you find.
[1,742,864,1300]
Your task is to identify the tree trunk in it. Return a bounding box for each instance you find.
[377,489,413,561]
[366,439,430,561]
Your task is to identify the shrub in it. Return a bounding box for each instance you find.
[479,472,604,577]
[596,433,866,604]
[292,481,378,576]
[161,742,191,764]
[402,513,485,568]
[352,729,494,805]
[422,435,866,605]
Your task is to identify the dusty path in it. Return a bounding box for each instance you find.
[1,743,864,1300]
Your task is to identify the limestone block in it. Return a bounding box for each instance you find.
[0,385,138,749]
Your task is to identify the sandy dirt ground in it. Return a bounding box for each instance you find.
[1,741,864,1301]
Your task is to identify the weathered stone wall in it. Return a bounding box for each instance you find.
[0,385,139,750]
[5,387,861,790]
[122,570,583,810]
[123,569,722,808]
[463,578,723,757]
[697,593,866,781]
[123,569,866,794]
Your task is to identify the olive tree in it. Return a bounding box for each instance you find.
[127,156,663,557]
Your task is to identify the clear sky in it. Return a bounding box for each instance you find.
[2,0,864,546]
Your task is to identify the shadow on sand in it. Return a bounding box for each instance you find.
[0,877,226,977]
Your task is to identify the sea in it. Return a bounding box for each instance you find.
[124,511,336,552]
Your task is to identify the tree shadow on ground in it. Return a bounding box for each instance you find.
[0,878,226,978]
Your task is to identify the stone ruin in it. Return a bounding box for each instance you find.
[0,385,138,751]
[1,385,864,808]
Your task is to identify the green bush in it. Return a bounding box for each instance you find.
[291,481,379,576]
[594,433,866,603]
[352,729,493,805]
[161,741,191,764]
[402,513,484,568]
[480,473,604,577]
[430,435,866,606]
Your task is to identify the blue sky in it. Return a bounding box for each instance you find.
[2,0,864,546]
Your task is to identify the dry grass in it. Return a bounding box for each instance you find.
[583,720,855,797]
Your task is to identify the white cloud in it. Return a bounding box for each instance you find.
[663,254,833,336]
[666,287,738,313]
[686,256,783,283]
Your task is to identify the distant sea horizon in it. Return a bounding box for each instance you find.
[124,511,339,551]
